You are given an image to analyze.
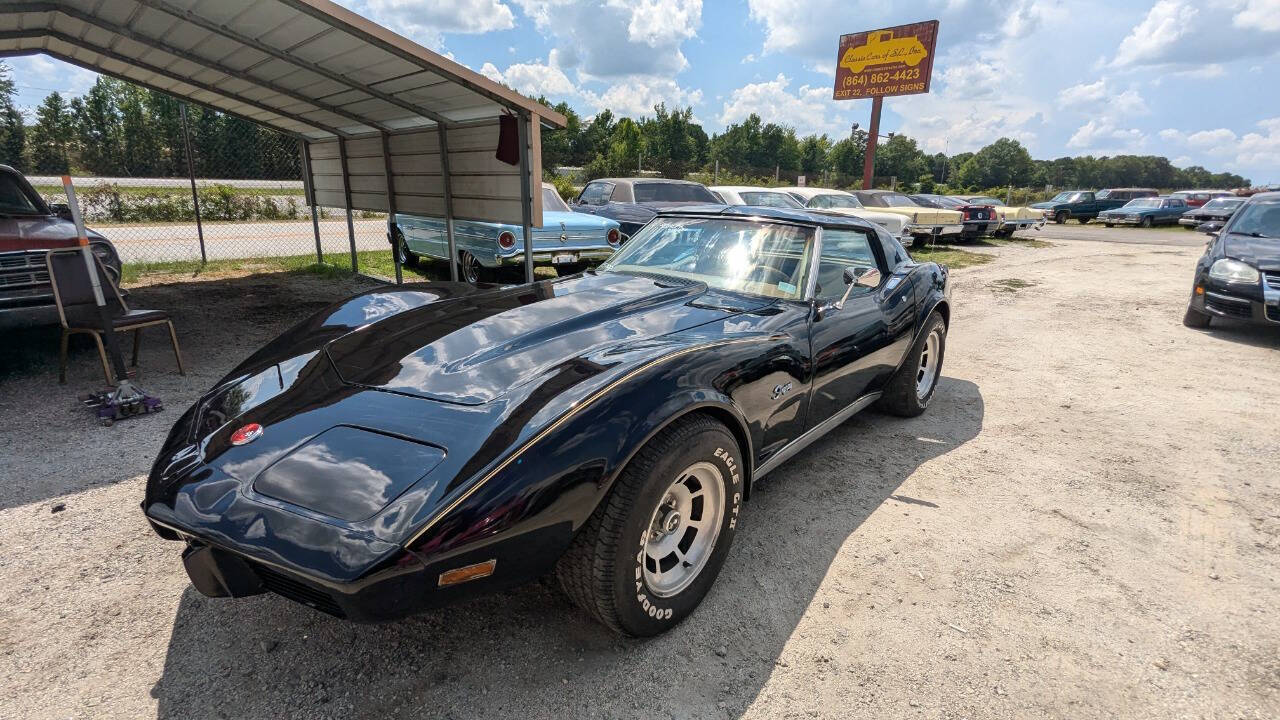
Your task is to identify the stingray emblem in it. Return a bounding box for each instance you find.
[559,221,567,243]
[230,423,263,446]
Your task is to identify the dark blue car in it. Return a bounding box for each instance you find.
[1098,196,1190,227]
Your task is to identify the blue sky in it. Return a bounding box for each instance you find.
[7,0,1278,183]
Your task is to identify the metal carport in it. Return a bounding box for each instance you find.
[0,0,566,283]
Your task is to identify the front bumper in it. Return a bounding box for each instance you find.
[495,245,616,267]
[1101,215,1143,225]
[1191,274,1280,326]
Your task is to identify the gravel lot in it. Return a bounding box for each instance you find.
[1018,222,1209,247]
[2,238,1278,719]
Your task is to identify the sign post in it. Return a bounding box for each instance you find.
[833,20,939,189]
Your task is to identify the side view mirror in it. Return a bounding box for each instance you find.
[817,266,882,320]
[1197,221,1223,235]
[50,202,73,220]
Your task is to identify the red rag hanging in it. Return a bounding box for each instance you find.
[495,113,520,166]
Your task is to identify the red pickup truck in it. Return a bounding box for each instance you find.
[0,165,122,327]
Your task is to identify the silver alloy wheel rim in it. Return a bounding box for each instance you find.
[395,231,408,264]
[642,461,725,598]
[916,328,941,399]
[460,251,479,283]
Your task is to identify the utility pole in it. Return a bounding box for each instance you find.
[861,96,882,190]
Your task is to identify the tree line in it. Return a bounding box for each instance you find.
[1,61,1250,192]
[1,63,299,179]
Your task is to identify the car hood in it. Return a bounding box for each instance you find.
[0,215,107,250]
[1029,202,1057,210]
[325,272,764,405]
[815,207,906,233]
[1222,233,1280,270]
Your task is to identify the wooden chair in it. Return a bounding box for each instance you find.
[45,248,186,384]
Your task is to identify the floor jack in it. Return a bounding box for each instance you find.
[61,176,164,427]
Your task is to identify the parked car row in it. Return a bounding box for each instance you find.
[1030,187,1239,228]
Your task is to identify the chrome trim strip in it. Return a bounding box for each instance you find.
[402,337,763,549]
[754,391,882,479]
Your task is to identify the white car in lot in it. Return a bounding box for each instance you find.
[707,185,808,209]
[778,187,913,244]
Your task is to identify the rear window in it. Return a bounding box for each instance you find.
[633,182,719,203]
[739,191,803,208]
[858,192,916,207]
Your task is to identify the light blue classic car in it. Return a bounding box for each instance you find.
[1098,196,1190,227]
[393,183,621,282]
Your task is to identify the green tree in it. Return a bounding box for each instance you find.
[28,92,75,173]
[607,116,644,176]
[960,137,1035,187]
[0,62,25,171]
[800,135,832,177]
[873,134,929,187]
[643,103,701,178]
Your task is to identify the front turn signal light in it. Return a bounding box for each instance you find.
[438,559,496,587]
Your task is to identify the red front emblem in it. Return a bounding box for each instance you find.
[230,423,263,446]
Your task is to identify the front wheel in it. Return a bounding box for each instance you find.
[1140,216,1153,228]
[556,414,743,637]
[1183,305,1211,328]
[876,311,946,417]
[1077,217,1090,224]
[1054,211,1068,224]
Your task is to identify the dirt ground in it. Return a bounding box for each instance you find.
[1,238,1277,719]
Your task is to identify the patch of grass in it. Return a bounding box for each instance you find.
[988,278,1037,293]
[908,245,996,270]
[979,236,1055,249]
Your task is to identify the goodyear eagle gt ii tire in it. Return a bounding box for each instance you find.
[556,414,743,636]
[876,311,947,417]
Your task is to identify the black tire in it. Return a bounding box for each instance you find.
[1054,211,1068,224]
[1140,216,1153,228]
[1183,224,1197,230]
[457,250,486,284]
[876,311,946,417]
[556,414,743,637]
[554,262,587,277]
[1183,305,1211,328]
[1077,217,1090,224]
[1104,223,1114,228]
[393,227,419,268]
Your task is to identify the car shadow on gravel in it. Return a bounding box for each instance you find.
[0,270,379,512]
[150,379,983,720]
[1197,318,1280,350]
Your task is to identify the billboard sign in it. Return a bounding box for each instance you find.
[833,20,939,100]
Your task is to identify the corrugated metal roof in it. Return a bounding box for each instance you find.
[0,0,566,140]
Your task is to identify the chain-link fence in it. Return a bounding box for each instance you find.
[26,100,397,284]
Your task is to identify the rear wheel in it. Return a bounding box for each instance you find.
[556,414,743,637]
[1183,305,1211,328]
[1077,217,1090,224]
[393,227,419,268]
[457,250,485,284]
[876,311,946,417]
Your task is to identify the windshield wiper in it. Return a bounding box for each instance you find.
[1238,231,1277,239]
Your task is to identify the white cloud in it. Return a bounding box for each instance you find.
[1066,120,1147,151]
[482,59,579,98]
[1057,80,1146,116]
[512,0,701,79]
[718,74,849,136]
[584,77,703,118]
[350,0,515,47]
[1234,0,1280,32]
[1156,118,1280,177]
[1110,0,1280,68]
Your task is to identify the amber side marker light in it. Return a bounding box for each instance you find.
[1195,285,1205,295]
[438,559,497,587]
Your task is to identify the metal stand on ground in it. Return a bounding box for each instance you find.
[62,176,163,426]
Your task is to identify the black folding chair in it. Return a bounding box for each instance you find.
[45,248,186,384]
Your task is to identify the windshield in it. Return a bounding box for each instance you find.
[633,182,720,203]
[808,193,862,209]
[874,193,918,207]
[739,191,804,208]
[1226,199,1280,239]
[1125,198,1160,208]
[969,196,1004,206]
[541,186,570,212]
[0,173,46,216]
[599,217,815,300]
[1201,198,1244,212]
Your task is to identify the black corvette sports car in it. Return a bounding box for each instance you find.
[144,205,952,636]
[1184,191,1280,328]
